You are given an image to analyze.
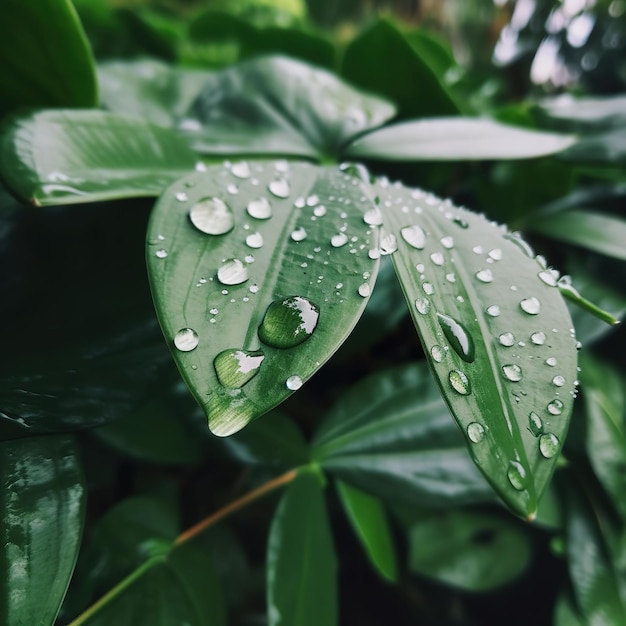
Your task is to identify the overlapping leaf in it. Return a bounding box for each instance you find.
[146,161,380,436]
[375,178,579,518]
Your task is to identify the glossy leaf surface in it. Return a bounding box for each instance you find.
[0,435,85,625]
[182,55,395,158]
[346,118,577,161]
[0,0,97,119]
[538,95,626,131]
[147,161,380,436]
[312,363,493,507]
[0,110,197,206]
[267,471,337,626]
[336,480,397,581]
[377,179,578,518]
[563,128,626,166]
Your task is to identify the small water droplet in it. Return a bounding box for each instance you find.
[547,399,564,415]
[531,331,546,345]
[529,412,543,436]
[231,161,251,178]
[286,375,303,390]
[246,232,264,248]
[217,259,249,285]
[358,284,371,297]
[313,205,327,217]
[291,227,307,242]
[214,349,264,388]
[400,225,427,249]
[467,422,486,443]
[486,305,501,317]
[538,269,559,287]
[507,460,527,491]
[155,249,168,258]
[476,269,494,283]
[244,255,254,263]
[422,282,434,295]
[430,252,444,266]
[472,245,484,254]
[446,272,456,283]
[488,248,503,261]
[502,364,523,382]
[210,308,219,315]
[546,357,557,367]
[453,216,469,229]
[175,191,188,202]
[498,332,515,347]
[431,344,446,362]
[437,313,475,363]
[449,369,471,395]
[331,233,348,248]
[268,178,290,198]
[258,296,319,348]
[249,284,259,294]
[247,197,272,220]
[440,236,454,249]
[363,207,383,226]
[415,298,430,315]
[190,197,235,235]
[520,297,541,315]
[539,433,560,458]
[226,183,239,194]
[379,231,398,255]
[552,375,565,387]
[174,328,199,352]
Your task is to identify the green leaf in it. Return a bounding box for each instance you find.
[376,178,579,519]
[341,19,459,120]
[335,480,397,582]
[562,128,626,166]
[0,435,85,625]
[530,209,626,261]
[0,110,197,206]
[407,509,531,592]
[537,95,626,132]
[267,471,337,626]
[146,161,380,436]
[181,55,395,158]
[554,590,586,626]
[346,118,577,161]
[312,362,493,507]
[0,0,97,119]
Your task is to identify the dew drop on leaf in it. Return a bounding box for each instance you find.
[189,197,235,235]
[529,411,544,436]
[453,216,469,229]
[291,227,307,242]
[437,313,475,363]
[247,197,273,220]
[498,332,515,347]
[246,232,264,248]
[363,206,383,226]
[440,236,454,249]
[488,248,503,261]
[258,296,320,348]
[467,422,486,443]
[430,252,444,266]
[476,269,494,283]
[314,205,327,217]
[520,297,541,315]
[431,344,446,362]
[214,349,264,388]
[538,269,559,287]
[486,305,501,317]
[173,328,199,352]
[539,433,560,458]
[552,375,565,387]
[268,178,290,198]
[502,364,523,382]
[530,331,546,345]
[449,369,471,395]
[546,357,557,366]
[155,249,168,258]
[379,231,398,255]
[217,259,249,285]
[400,225,427,249]
[358,284,371,297]
[331,233,348,248]
[175,191,188,202]
[415,298,430,315]
[547,399,564,415]
[286,375,303,390]
[507,460,527,491]
[231,161,251,179]
[422,282,434,295]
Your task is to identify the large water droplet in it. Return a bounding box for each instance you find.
[400,225,427,249]
[488,248,503,261]
[431,344,446,362]
[437,313,475,363]
[313,205,327,217]
[247,197,272,219]
[440,236,454,249]
[538,269,559,287]
[552,375,565,387]
[217,259,249,285]
[331,233,348,248]
[379,231,398,255]
[291,227,307,242]
[520,297,541,315]
[547,399,564,415]
[174,328,199,352]
[529,411,543,436]
[530,331,546,345]
[430,252,444,266]
[268,179,290,198]
[507,460,527,491]
[502,364,523,382]
[486,304,501,317]
[415,298,430,315]
[539,433,560,458]
[155,249,168,259]
[476,269,493,283]
[498,332,515,347]
[286,375,303,390]
[214,349,264,388]
[449,369,471,395]
[422,282,434,295]
[175,191,188,202]
[546,357,557,367]
[190,197,235,235]
[306,194,320,206]
[258,296,319,348]
[358,284,371,297]
[363,206,383,226]
[467,422,486,443]
[246,232,264,248]
[231,161,251,179]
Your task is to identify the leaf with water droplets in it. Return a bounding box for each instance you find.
[377,179,578,519]
[147,161,380,436]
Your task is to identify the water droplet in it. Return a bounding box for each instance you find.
[538,269,559,287]
[520,297,541,315]
[210,308,218,315]
[174,328,199,352]
[368,249,380,260]
[175,191,188,202]
[331,233,348,248]
[453,216,469,229]
[249,284,259,294]
[476,269,493,283]
[247,197,272,220]
[306,194,320,206]
[155,249,168,258]
[446,273,456,283]
[531,331,546,345]
[437,313,475,363]
[231,161,250,179]
[258,296,319,348]
[449,369,471,395]
[422,282,434,295]
[539,433,560,458]
[486,305,501,317]
[313,205,327,217]
[244,255,254,264]
[502,364,523,382]
[431,344,446,362]
[440,236,454,249]
[246,232,264,248]
[379,231,398,255]
[286,375,303,390]
[467,422,486,443]
[217,259,248,285]
[400,225,427,249]
[214,349,264,388]
[364,207,383,226]
[488,248,503,261]
[552,375,565,387]
[507,461,527,491]
[227,183,239,194]
[547,399,564,415]
[498,332,515,347]
[415,298,430,315]
[268,179,290,198]
[358,284,371,297]
[546,357,557,367]
[291,227,307,242]
[190,197,235,235]
[529,412,543,436]
[505,232,535,258]
[472,245,484,254]
[431,252,444,266]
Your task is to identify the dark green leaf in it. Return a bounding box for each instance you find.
[0,435,85,625]
[0,110,197,206]
[346,118,576,161]
[267,471,337,626]
[0,0,97,119]
[312,362,493,508]
[335,480,397,582]
[562,128,626,166]
[377,178,578,519]
[554,590,586,626]
[182,55,395,158]
[146,162,380,436]
[407,509,531,591]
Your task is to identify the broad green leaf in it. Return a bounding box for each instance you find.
[181,55,395,158]
[346,118,577,161]
[0,435,85,625]
[267,471,337,626]
[0,110,197,206]
[146,161,380,436]
[376,178,578,519]
[530,210,626,261]
[562,128,626,166]
[335,480,397,582]
[537,95,626,131]
[554,590,586,626]
[407,509,531,592]
[579,353,626,521]
[312,363,493,508]
[0,0,97,119]
[341,19,459,120]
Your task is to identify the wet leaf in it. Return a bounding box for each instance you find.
[146,161,380,436]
